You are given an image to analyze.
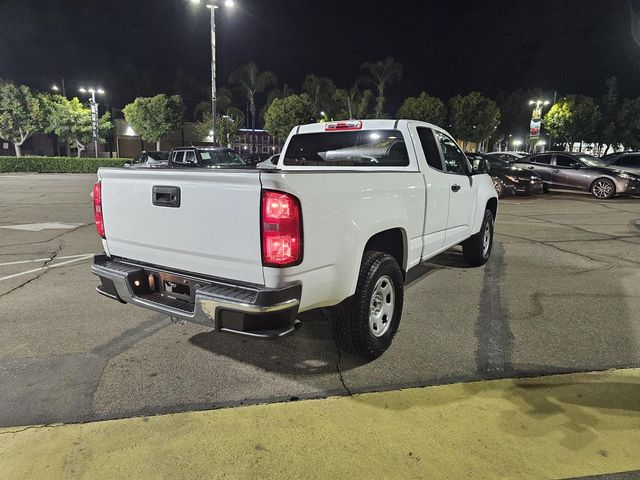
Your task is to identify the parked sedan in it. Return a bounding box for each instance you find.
[486,151,528,162]
[126,151,169,169]
[466,153,543,198]
[512,152,640,199]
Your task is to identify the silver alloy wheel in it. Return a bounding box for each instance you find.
[592,179,614,198]
[482,218,493,257]
[369,275,395,338]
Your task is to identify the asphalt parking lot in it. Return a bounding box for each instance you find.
[1,174,639,428]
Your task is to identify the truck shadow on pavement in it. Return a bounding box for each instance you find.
[188,249,473,376]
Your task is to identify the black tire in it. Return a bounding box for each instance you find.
[590,178,616,199]
[333,252,404,361]
[462,209,494,267]
[492,177,504,198]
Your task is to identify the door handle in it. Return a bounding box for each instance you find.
[451,184,461,192]
[153,186,181,208]
[553,169,559,173]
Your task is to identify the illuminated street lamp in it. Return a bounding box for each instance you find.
[512,139,523,148]
[79,87,105,158]
[51,74,66,96]
[190,0,235,144]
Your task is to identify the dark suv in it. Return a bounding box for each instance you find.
[168,147,247,169]
[603,152,640,173]
[512,152,640,199]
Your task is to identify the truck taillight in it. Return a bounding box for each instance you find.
[93,181,105,238]
[261,190,302,267]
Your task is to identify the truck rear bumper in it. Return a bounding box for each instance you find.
[91,254,301,338]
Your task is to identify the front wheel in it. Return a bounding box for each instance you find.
[333,252,404,361]
[591,178,616,199]
[462,209,494,266]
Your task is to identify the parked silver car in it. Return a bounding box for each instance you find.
[512,152,640,199]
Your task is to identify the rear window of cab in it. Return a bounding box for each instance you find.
[283,130,409,167]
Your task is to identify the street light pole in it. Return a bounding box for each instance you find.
[192,0,234,145]
[208,4,217,144]
[80,87,105,158]
[528,99,550,153]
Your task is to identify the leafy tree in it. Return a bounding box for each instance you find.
[0,81,49,157]
[448,92,501,147]
[333,84,373,120]
[229,62,277,130]
[122,94,184,150]
[264,93,315,141]
[544,96,601,149]
[193,110,243,147]
[397,92,447,126]
[360,57,403,118]
[301,75,337,115]
[617,97,640,150]
[48,96,112,157]
[544,101,572,146]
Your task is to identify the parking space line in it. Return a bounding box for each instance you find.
[0,253,96,267]
[0,254,94,282]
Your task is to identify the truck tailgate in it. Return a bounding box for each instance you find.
[98,168,264,285]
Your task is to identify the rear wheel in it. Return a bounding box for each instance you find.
[462,209,494,267]
[333,252,404,361]
[591,178,615,199]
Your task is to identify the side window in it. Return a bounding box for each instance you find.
[531,154,552,165]
[416,127,443,171]
[434,131,469,175]
[184,151,196,164]
[555,155,577,167]
[173,151,185,164]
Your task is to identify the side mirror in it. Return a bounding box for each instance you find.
[472,158,490,174]
[572,163,581,169]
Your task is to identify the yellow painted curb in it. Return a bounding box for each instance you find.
[1,369,639,479]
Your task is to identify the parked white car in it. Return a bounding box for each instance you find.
[91,120,498,359]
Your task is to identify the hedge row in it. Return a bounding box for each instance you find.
[0,156,131,173]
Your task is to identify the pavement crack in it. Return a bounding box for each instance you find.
[0,223,93,248]
[0,243,63,299]
[497,232,612,266]
[328,310,353,396]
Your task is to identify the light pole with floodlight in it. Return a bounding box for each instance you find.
[79,87,105,158]
[190,0,235,145]
[528,99,550,152]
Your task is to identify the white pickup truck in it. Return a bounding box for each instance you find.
[91,120,498,359]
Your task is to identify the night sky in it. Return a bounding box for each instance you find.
[1,0,639,113]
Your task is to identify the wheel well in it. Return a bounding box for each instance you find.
[364,228,406,273]
[487,197,498,219]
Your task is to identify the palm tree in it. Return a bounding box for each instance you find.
[335,83,373,119]
[229,62,277,130]
[360,57,403,118]
[301,75,336,114]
